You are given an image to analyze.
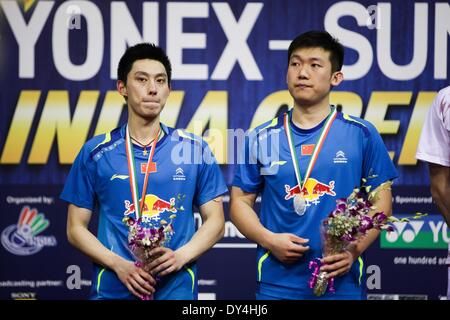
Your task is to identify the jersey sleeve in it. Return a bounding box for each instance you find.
[194,141,229,207]
[60,145,97,210]
[416,88,450,167]
[362,122,398,190]
[232,130,264,193]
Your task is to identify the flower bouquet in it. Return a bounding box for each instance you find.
[123,214,176,300]
[308,184,425,296]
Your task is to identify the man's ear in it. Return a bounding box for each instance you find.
[331,71,344,87]
[117,80,127,97]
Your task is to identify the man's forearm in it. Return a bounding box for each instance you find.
[67,205,125,271]
[230,198,273,249]
[429,163,450,227]
[350,229,380,257]
[68,224,123,270]
[432,190,450,227]
[351,185,393,257]
[176,212,224,265]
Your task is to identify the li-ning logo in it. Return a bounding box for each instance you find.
[333,150,348,164]
[1,206,57,256]
[172,167,186,181]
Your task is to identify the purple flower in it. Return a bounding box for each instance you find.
[359,216,373,233]
[126,218,135,226]
[356,202,365,211]
[373,212,387,225]
[136,232,145,240]
[341,233,356,242]
[336,202,347,212]
[329,210,339,218]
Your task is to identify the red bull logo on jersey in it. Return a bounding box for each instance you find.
[124,194,177,221]
[284,178,336,206]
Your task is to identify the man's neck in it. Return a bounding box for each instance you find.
[127,115,161,144]
[291,99,331,130]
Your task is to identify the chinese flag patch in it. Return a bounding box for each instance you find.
[301,144,315,156]
[141,162,157,174]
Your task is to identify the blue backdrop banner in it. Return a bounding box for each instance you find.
[1,0,449,300]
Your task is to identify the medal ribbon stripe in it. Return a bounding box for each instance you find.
[139,128,159,213]
[284,114,302,188]
[303,109,337,183]
[125,125,160,220]
[284,107,337,191]
[125,131,140,218]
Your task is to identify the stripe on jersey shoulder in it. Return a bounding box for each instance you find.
[339,113,371,137]
[253,116,284,146]
[90,127,123,160]
[177,129,197,141]
[258,117,279,131]
[174,129,203,147]
[92,132,111,151]
[342,113,366,127]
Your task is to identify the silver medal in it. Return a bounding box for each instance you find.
[293,194,306,216]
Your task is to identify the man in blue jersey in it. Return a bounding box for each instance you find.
[61,43,228,300]
[230,31,397,299]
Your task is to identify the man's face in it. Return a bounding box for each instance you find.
[117,59,170,120]
[286,47,342,107]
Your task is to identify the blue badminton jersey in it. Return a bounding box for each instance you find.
[61,123,228,300]
[233,109,398,299]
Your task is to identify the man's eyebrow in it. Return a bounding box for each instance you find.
[309,57,325,62]
[134,71,167,78]
[290,55,325,62]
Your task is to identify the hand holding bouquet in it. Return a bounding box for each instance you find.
[123,214,176,300]
[309,183,425,296]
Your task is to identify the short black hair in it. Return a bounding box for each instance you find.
[287,31,344,72]
[117,43,172,85]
